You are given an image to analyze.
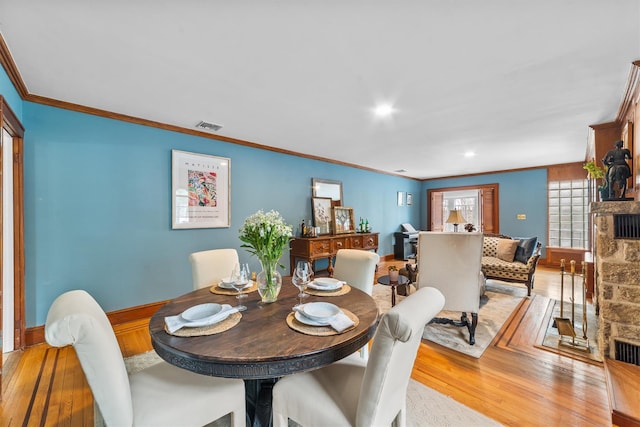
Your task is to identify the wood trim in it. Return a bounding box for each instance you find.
[427,183,499,234]
[22,93,420,181]
[1,96,26,350]
[12,135,24,349]
[617,61,640,125]
[25,299,169,347]
[0,34,29,99]
[425,163,552,182]
[0,96,25,137]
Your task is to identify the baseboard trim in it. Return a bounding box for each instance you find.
[25,299,169,347]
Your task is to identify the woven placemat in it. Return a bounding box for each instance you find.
[286,309,358,336]
[210,281,258,296]
[305,284,351,297]
[165,312,242,337]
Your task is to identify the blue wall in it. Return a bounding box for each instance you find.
[0,67,22,120]
[421,169,548,248]
[21,101,422,326]
[3,63,550,327]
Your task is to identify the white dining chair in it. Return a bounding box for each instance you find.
[332,249,380,359]
[272,286,445,427]
[332,249,380,296]
[45,290,246,427]
[189,248,240,290]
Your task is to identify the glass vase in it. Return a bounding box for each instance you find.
[256,259,282,303]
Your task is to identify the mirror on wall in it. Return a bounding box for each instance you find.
[312,178,343,207]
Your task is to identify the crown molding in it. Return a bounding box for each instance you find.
[616,60,640,124]
[0,33,28,98]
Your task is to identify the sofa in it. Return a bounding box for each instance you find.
[481,234,541,296]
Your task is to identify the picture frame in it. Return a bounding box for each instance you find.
[406,192,413,206]
[171,150,231,229]
[332,206,355,234]
[397,191,405,206]
[312,197,333,235]
[312,178,343,207]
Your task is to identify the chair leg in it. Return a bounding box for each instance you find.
[461,312,478,345]
[359,344,369,360]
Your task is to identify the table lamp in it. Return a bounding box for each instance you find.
[445,209,466,232]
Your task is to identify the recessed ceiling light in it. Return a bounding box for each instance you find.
[464,151,476,158]
[374,104,394,117]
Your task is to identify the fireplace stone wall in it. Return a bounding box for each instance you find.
[592,201,640,359]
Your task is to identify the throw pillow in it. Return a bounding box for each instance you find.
[514,237,538,264]
[496,239,518,262]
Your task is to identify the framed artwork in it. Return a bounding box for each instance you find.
[171,150,230,229]
[397,191,405,206]
[332,206,355,234]
[406,192,413,206]
[312,178,343,207]
[312,197,333,235]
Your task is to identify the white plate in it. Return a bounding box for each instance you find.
[218,280,251,290]
[295,310,333,326]
[180,303,222,322]
[302,302,340,321]
[307,278,343,291]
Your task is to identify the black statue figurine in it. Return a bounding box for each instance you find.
[602,140,632,199]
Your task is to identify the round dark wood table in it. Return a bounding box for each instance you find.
[149,277,380,380]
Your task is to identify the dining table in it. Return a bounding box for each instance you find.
[149,276,380,426]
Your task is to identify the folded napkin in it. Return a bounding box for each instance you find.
[165,304,238,334]
[328,312,355,332]
[293,306,354,333]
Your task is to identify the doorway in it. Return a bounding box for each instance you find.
[427,183,499,233]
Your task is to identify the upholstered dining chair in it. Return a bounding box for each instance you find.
[332,249,380,296]
[416,231,484,345]
[272,286,445,427]
[45,290,246,427]
[332,248,380,359]
[189,248,239,290]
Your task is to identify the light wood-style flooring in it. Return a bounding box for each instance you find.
[1,262,609,426]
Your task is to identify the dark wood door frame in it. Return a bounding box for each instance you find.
[427,183,500,233]
[1,96,26,360]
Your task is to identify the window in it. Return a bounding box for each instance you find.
[548,179,589,249]
[442,190,479,232]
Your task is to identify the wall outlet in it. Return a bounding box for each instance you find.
[517,214,526,220]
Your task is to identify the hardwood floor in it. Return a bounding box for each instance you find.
[1,261,610,426]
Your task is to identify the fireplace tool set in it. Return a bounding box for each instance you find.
[553,259,590,352]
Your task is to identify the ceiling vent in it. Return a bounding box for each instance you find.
[195,121,223,132]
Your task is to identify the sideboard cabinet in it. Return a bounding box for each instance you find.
[289,232,379,276]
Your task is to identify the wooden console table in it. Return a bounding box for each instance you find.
[289,232,379,276]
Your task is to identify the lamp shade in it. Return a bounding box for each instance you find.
[445,209,466,225]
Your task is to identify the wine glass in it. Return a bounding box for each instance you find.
[292,261,313,307]
[230,263,248,312]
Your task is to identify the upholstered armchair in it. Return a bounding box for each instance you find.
[189,248,239,290]
[45,290,246,427]
[416,231,484,345]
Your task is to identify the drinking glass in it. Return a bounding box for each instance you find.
[292,261,313,307]
[230,263,248,312]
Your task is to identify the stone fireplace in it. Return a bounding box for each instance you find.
[592,201,640,362]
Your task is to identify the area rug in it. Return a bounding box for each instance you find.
[373,281,526,358]
[113,351,501,426]
[535,297,602,363]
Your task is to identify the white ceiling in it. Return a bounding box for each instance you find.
[1,1,639,179]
